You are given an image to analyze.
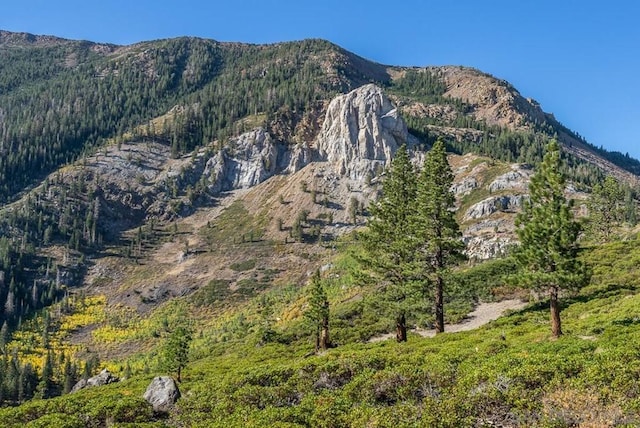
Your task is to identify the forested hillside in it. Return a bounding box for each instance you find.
[0,35,384,203]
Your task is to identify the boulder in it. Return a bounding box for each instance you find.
[71,369,119,393]
[143,376,181,413]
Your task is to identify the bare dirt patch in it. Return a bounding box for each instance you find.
[369,299,527,343]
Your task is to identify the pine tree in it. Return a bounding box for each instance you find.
[587,176,625,242]
[0,321,9,349]
[35,351,55,399]
[62,359,77,394]
[624,187,638,225]
[304,270,330,352]
[514,140,590,338]
[162,311,192,382]
[359,145,418,342]
[415,140,465,333]
[5,355,19,403]
[18,363,36,402]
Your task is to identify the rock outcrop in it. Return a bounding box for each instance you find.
[488,166,532,192]
[197,128,313,195]
[203,128,281,193]
[435,66,548,130]
[143,376,181,413]
[71,369,119,393]
[464,235,515,260]
[451,177,479,196]
[315,84,417,181]
[464,195,527,222]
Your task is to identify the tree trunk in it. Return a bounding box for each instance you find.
[434,274,445,333]
[396,312,407,342]
[319,315,330,351]
[549,285,562,338]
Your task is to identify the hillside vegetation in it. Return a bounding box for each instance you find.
[0,238,639,426]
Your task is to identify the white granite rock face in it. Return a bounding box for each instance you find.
[464,235,515,260]
[315,84,416,181]
[203,128,277,193]
[200,85,416,192]
[451,177,479,196]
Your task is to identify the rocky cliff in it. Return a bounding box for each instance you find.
[315,84,417,181]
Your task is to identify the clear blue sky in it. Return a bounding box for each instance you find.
[2,0,639,159]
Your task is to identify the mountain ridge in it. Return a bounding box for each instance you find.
[0,29,638,186]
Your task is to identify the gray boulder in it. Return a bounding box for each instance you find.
[71,369,119,393]
[143,376,181,413]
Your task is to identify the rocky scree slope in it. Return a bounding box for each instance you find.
[401,65,640,185]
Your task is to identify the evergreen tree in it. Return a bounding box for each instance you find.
[0,321,9,349]
[18,363,37,402]
[35,351,55,399]
[359,145,418,342]
[304,270,330,352]
[162,311,192,382]
[62,359,77,394]
[415,140,465,333]
[587,176,625,242]
[514,140,590,338]
[4,356,19,403]
[624,187,638,226]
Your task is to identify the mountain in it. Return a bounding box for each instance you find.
[0,30,639,425]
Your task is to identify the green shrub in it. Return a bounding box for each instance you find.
[230,259,257,272]
[25,413,84,428]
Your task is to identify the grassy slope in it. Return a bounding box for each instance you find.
[2,239,640,427]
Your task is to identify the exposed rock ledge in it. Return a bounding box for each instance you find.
[315,83,418,181]
[464,195,527,222]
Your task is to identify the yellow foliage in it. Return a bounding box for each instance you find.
[279,296,305,323]
[59,296,107,332]
[5,295,109,374]
[92,325,138,344]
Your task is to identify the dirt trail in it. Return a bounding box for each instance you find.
[369,299,527,343]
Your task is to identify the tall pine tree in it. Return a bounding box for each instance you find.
[304,270,330,352]
[162,309,192,382]
[415,140,465,333]
[359,145,418,342]
[514,140,589,338]
[587,176,625,243]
